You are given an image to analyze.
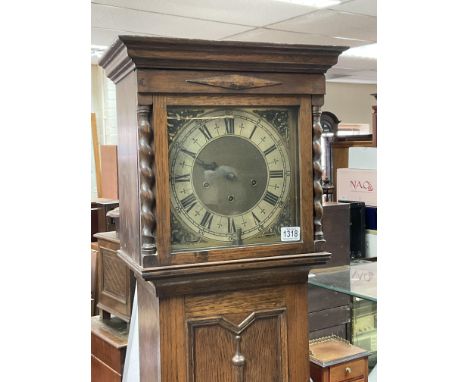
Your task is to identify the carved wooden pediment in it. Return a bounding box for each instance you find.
[186,74,282,90]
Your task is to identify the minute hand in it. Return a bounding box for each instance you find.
[181,148,218,170]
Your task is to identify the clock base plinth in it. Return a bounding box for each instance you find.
[136,254,329,382]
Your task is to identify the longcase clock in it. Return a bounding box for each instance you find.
[100,36,347,382]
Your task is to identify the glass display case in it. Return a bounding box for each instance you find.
[309,261,377,371]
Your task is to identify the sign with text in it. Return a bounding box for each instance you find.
[337,168,377,206]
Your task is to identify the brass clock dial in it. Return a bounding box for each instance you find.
[168,107,299,250]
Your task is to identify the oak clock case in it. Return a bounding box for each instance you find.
[169,106,299,252]
[99,36,347,382]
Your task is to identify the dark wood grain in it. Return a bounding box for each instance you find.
[100,36,348,83]
[159,295,187,381]
[314,202,351,268]
[101,248,126,299]
[137,70,325,95]
[91,334,125,374]
[91,208,99,242]
[285,282,310,381]
[91,355,121,382]
[186,287,285,317]
[115,72,141,265]
[95,232,135,322]
[190,314,286,382]
[186,73,282,90]
[91,199,119,234]
[137,278,161,382]
[137,106,157,255]
[184,286,293,381]
[308,306,351,331]
[307,286,351,313]
[329,358,366,381]
[299,96,314,253]
[149,265,313,298]
[91,316,127,382]
[153,95,171,262]
[192,324,236,382]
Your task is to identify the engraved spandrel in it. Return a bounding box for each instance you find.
[167,109,205,144]
[170,212,205,246]
[253,109,289,143]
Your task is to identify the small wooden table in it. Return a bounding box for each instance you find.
[91,316,128,382]
[309,336,369,382]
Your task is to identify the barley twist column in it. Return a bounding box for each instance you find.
[137,105,157,255]
[312,104,326,250]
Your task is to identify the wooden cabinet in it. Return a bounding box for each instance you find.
[91,316,128,382]
[308,286,351,341]
[308,202,352,340]
[317,202,351,269]
[309,337,368,382]
[95,231,135,322]
[91,199,119,241]
[310,357,368,382]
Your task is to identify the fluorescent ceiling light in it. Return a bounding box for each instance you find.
[342,43,377,59]
[273,0,342,8]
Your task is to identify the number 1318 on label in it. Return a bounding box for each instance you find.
[281,227,301,242]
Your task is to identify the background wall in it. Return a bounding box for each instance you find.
[91,64,118,198]
[324,82,377,127]
[349,147,377,169]
[90,74,377,198]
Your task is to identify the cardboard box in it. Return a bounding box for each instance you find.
[336,168,377,207]
[100,145,119,199]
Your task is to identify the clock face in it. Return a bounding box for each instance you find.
[168,107,299,251]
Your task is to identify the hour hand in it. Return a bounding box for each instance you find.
[181,148,217,170]
[197,158,218,171]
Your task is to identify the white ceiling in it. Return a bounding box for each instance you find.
[91,0,377,83]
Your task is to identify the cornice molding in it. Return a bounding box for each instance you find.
[99,36,348,83]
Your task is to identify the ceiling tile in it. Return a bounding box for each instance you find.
[91,1,377,83]
[327,66,360,76]
[92,27,157,47]
[326,66,376,82]
[223,28,370,47]
[335,54,376,70]
[330,0,377,17]
[91,3,253,43]
[92,0,319,27]
[269,9,376,41]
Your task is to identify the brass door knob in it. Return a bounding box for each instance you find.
[345,367,352,374]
